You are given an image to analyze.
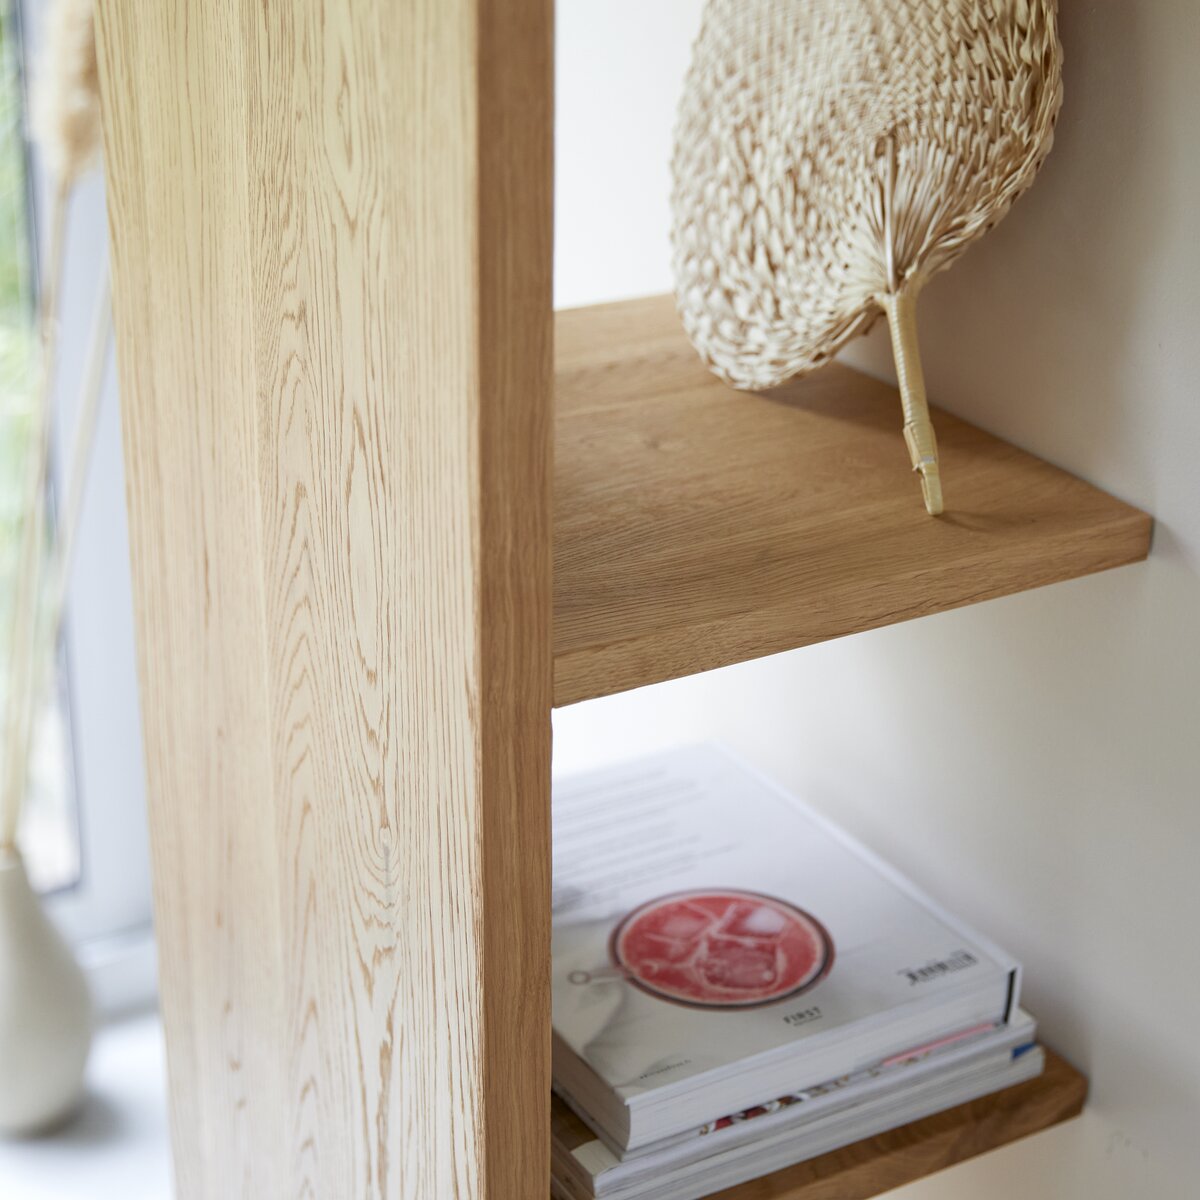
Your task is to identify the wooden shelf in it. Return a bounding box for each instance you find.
[553,296,1152,706]
[551,1048,1087,1200]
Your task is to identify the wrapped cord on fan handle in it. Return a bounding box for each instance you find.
[880,289,942,516]
[878,132,941,516]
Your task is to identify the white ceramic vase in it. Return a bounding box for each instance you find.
[0,847,92,1135]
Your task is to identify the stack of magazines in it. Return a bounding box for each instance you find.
[550,745,1043,1200]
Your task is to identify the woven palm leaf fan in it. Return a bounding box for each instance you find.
[671,0,1063,514]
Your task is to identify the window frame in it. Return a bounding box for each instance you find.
[15,0,155,1017]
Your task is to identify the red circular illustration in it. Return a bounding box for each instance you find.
[611,889,834,1010]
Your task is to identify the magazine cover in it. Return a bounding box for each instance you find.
[552,745,1018,1104]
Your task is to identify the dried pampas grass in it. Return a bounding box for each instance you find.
[31,0,101,189]
[672,0,1063,514]
[2,0,105,850]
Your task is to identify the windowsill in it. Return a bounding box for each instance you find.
[0,1011,171,1199]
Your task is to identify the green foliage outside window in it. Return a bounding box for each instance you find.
[0,1,37,700]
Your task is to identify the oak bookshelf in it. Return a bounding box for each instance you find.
[98,6,1141,1196]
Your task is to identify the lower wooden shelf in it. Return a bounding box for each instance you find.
[551,1049,1087,1200]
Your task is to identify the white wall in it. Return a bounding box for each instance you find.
[554,3,1200,1196]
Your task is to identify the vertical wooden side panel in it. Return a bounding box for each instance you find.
[475,0,555,1195]
[96,1,552,1196]
[94,7,287,1195]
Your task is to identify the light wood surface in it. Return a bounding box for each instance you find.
[551,1049,1087,1200]
[97,2,553,1197]
[554,296,1153,705]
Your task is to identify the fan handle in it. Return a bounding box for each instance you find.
[880,289,943,516]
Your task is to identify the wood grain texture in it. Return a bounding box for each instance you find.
[96,2,552,1197]
[553,296,1153,706]
[551,1049,1087,1200]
